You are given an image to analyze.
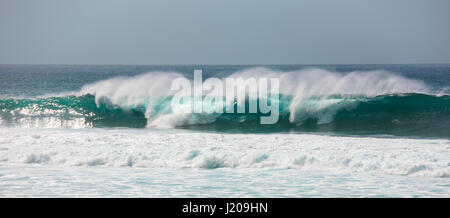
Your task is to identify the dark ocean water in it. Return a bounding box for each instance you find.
[0,64,449,137]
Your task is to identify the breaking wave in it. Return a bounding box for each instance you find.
[0,68,449,137]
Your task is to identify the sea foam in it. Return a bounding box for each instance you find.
[76,68,434,128]
[0,128,448,178]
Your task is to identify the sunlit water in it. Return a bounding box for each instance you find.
[1,65,449,197]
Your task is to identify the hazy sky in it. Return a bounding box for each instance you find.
[1,0,449,64]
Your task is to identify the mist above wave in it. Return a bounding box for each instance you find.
[76,67,435,127]
[0,68,448,137]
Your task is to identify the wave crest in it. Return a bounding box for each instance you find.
[0,68,449,137]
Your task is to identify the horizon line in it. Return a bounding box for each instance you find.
[1,63,450,66]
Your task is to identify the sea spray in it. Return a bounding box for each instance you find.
[0,68,449,137]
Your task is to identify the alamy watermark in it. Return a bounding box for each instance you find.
[170,69,280,124]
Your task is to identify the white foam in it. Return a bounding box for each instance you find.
[75,68,434,127]
[0,127,448,178]
[227,67,432,123]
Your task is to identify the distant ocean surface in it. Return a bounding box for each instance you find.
[0,64,449,197]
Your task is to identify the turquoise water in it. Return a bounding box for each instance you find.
[1,64,449,137]
[0,64,449,197]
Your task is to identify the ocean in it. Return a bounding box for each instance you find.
[0,64,449,197]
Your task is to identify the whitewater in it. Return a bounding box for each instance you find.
[0,64,449,197]
[1,67,449,136]
[0,128,449,197]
